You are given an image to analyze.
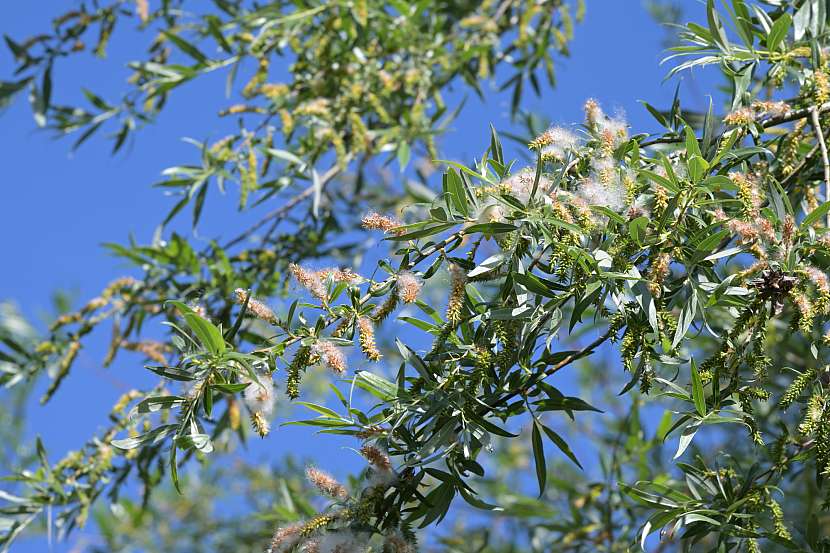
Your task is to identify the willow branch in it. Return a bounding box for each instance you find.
[810,106,830,227]
[639,101,830,148]
[223,162,345,249]
[478,329,614,416]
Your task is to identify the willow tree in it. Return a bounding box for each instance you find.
[3,1,830,552]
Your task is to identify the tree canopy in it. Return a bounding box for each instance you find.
[3,1,830,552]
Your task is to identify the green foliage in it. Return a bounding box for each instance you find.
[8,1,830,552]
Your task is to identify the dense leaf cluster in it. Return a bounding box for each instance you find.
[5,1,830,552]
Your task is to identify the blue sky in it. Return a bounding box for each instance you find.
[1,1,721,551]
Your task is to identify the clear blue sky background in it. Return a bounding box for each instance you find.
[1,2,720,551]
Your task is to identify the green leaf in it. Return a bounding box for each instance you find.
[147,365,197,381]
[531,420,546,496]
[133,396,185,415]
[170,444,181,494]
[0,78,31,111]
[684,125,701,158]
[355,370,398,401]
[166,300,226,354]
[474,417,519,438]
[211,382,250,393]
[706,0,731,53]
[674,422,700,459]
[540,424,582,469]
[445,169,469,216]
[463,222,517,235]
[766,12,791,52]
[162,31,209,64]
[800,201,830,229]
[385,222,457,242]
[629,216,648,246]
[296,401,342,419]
[687,156,709,183]
[672,290,697,350]
[690,359,706,417]
[111,424,178,450]
[397,141,410,171]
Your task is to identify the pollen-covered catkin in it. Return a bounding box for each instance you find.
[358,316,382,361]
[396,271,422,303]
[310,340,348,374]
[290,263,328,302]
[233,288,277,324]
[270,522,304,553]
[362,211,403,234]
[360,444,392,472]
[305,467,348,499]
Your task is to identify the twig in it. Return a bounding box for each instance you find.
[223,162,344,249]
[477,329,614,415]
[810,106,830,227]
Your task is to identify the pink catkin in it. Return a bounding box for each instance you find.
[234,288,277,323]
[362,211,403,234]
[310,340,348,374]
[360,444,392,472]
[290,263,328,301]
[306,467,348,499]
[270,522,304,553]
[396,271,422,304]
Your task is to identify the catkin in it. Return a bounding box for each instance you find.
[358,317,382,361]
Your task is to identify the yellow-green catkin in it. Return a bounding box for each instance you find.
[228,398,241,430]
[815,64,830,105]
[42,340,81,403]
[817,404,830,478]
[780,368,817,409]
[251,411,269,438]
[279,109,294,134]
[372,293,398,324]
[778,120,806,177]
[300,514,337,537]
[766,495,792,540]
[349,112,371,153]
[798,390,825,435]
[446,264,467,323]
[242,57,269,98]
[286,345,312,399]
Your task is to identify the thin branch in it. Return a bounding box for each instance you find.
[810,106,830,227]
[478,329,614,415]
[779,142,820,190]
[223,162,344,249]
[639,101,830,148]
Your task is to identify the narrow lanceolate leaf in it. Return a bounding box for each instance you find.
[162,32,209,64]
[801,201,830,230]
[111,424,178,450]
[766,12,791,52]
[690,359,706,417]
[540,424,582,469]
[532,420,546,496]
[166,300,225,354]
